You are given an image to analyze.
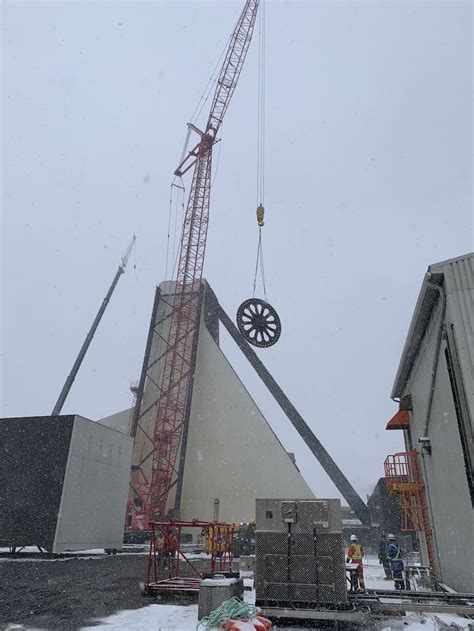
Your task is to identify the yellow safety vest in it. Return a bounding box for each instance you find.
[349,543,364,561]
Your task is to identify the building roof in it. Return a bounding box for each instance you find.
[391,252,474,399]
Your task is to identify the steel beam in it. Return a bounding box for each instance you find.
[130,287,161,438]
[218,304,372,526]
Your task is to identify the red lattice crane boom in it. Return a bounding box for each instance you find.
[131,0,261,525]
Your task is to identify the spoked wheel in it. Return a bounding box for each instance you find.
[236,298,281,348]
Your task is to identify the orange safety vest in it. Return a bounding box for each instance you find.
[348,542,364,563]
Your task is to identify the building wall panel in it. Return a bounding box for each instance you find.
[0,416,74,549]
[420,350,474,591]
[54,416,133,552]
[443,256,474,429]
[399,254,474,592]
[180,323,314,523]
[99,408,133,435]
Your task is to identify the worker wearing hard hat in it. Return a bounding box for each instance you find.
[346,534,365,590]
[387,534,405,590]
[378,531,392,579]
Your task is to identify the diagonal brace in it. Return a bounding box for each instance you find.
[217,303,371,527]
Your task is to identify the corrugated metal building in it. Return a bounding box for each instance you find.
[389,253,474,592]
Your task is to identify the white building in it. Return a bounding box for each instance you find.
[387,253,473,592]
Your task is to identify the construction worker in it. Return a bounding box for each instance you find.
[387,534,405,590]
[378,532,392,579]
[159,528,177,569]
[346,534,365,591]
[155,532,165,566]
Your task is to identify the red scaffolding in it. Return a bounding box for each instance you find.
[144,519,236,597]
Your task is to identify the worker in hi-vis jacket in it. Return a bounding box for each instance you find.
[387,534,405,590]
[346,534,365,590]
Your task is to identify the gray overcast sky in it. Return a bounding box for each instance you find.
[2,0,473,502]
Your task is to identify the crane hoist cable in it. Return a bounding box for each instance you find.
[169,42,232,282]
[256,0,266,209]
[253,0,266,300]
[165,177,185,280]
[237,0,282,349]
[189,32,233,126]
[252,226,266,300]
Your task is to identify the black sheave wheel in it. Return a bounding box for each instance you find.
[236,298,281,348]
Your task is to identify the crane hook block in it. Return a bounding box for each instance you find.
[256,204,265,227]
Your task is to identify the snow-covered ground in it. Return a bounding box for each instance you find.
[0,546,209,562]
[78,556,473,631]
[3,555,472,630]
[82,604,199,631]
[0,546,111,563]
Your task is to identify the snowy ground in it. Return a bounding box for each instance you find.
[2,555,472,630]
[79,556,473,631]
[0,546,210,562]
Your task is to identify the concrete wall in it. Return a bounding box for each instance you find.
[53,416,133,552]
[0,416,74,549]
[179,323,315,523]
[0,414,133,553]
[99,408,133,435]
[399,255,474,592]
[130,280,315,523]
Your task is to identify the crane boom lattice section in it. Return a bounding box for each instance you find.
[208,5,260,135]
[145,148,213,519]
[131,0,261,525]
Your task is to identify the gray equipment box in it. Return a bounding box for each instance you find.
[256,498,342,533]
[255,530,347,605]
[198,577,244,619]
[255,499,346,606]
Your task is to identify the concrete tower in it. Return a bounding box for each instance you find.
[124,280,314,524]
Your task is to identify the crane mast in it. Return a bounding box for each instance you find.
[131,0,261,523]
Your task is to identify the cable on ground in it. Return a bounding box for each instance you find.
[196,596,260,630]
